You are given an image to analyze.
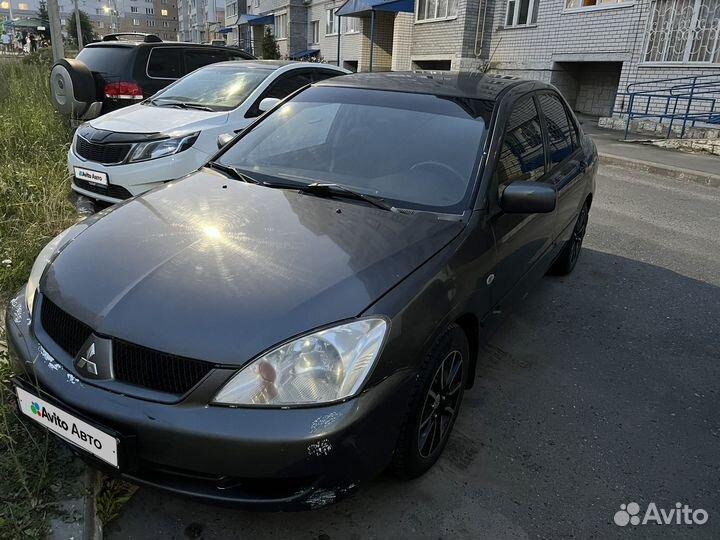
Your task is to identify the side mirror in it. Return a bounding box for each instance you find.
[500,181,556,214]
[258,97,281,113]
[217,133,235,149]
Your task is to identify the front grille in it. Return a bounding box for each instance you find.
[40,297,93,358]
[113,339,213,394]
[73,178,133,200]
[75,136,132,164]
[39,297,213,395]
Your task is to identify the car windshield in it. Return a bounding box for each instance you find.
[149,65,273,111]
[217,86,492,213]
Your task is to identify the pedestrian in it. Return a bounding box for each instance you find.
[1,32,11,54]
[29,33,37,52]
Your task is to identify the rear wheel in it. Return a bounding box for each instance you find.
[391,324,469,479]
[549,203,589,276]
[49,59,97,119]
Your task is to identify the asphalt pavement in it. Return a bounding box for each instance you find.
[106,161,720,540]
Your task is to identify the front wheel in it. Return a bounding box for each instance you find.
[549,203,589,276]
[391,324,469,479]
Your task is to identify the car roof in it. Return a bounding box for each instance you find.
[211,60,346,70]
[84,40,245,51]
[315,71,550,101]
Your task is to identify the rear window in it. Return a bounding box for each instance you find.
[76,46,135,74]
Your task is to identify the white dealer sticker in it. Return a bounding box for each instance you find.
[16,386,118,467]
[74,166,108,186]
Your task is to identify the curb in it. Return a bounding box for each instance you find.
[48,467,102,540]
[85,469,103,540]
[599,153,720,188]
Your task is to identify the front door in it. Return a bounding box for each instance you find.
[489,94,557,308]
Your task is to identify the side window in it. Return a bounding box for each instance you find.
[496,96,545,193]
[311,69,340,83]
[539,94,575,167]
[183,49,227,73]
[147,48,182,79]
[265,71,313,99]
[246,71,313,118]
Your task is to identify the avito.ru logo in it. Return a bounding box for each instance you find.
[614,502,708,527]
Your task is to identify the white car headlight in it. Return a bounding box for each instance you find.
[25,224,86,316]
[213,318,388,406]
[128,132,199,163]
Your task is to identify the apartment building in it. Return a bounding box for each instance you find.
[225,0,718,121]
[177,0,224,42]
[484,0,720,118]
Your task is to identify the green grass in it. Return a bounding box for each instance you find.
[0,60,80,539]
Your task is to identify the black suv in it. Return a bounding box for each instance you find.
[50,33,255,120]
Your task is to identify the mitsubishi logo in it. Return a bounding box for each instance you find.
[74,336,113,380]
[76,343,98,375]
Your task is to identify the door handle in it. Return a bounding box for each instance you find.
[579,160,587,173]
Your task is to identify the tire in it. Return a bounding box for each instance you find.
[549,203,589,276]
[49,59,97,118]
[391,324,469,479]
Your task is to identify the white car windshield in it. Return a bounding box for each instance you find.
[217,86,492,213]
[149,65,273,111]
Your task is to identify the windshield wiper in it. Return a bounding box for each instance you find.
[261,180,394,212]
[207,162,262,184]
[151,101,214,112]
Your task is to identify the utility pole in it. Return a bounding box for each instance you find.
[73,0,83,49]
[47,0,64,61]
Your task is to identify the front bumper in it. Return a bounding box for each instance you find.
[68,146,211,203]
[5,291,410,509]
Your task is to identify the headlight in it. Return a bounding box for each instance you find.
[213,318,388,406]
[128,132,199,163]
[25,224,86,316]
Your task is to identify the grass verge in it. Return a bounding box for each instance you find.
[0,60,81,539]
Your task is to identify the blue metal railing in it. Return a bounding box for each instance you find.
[610,73,720,140]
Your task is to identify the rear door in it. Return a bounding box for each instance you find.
[182,48,231,75]
[488,93,557,307]
[536,92,586,243]
[143,47,183,96]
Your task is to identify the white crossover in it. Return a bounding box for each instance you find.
[68,61,349,203]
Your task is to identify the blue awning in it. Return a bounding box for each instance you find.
[289,49,321,60]
[217,27,233,33]
[239,14,275,25]
[336,0,414,16]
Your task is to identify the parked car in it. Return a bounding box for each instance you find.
[8,72,596,509]
[49,33,254,121]
[67,60,349,203]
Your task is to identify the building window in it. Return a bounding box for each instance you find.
[275,13,287,39]
[644,0,720,64]
[132,18,140,25]
[162,20,169,26]
[98,21,105,28]
[147,19,156,26]
[565,0,630,7]
[17,2,29,8]
[417,0,457,21]
[344,16,359,33]
[146,7,154,13]
[131,6,138,12]
[505,0,539,26]
[326,7,338,34]
[0,2,8,8]
[161,8,168,15]
[311,20,319,43]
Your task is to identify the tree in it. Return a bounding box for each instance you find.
[68,9,96,47]
[36,0,51,40]
[261,26,279,60]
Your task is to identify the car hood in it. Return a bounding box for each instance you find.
[90,103,229,134]
[42,170,464,366]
